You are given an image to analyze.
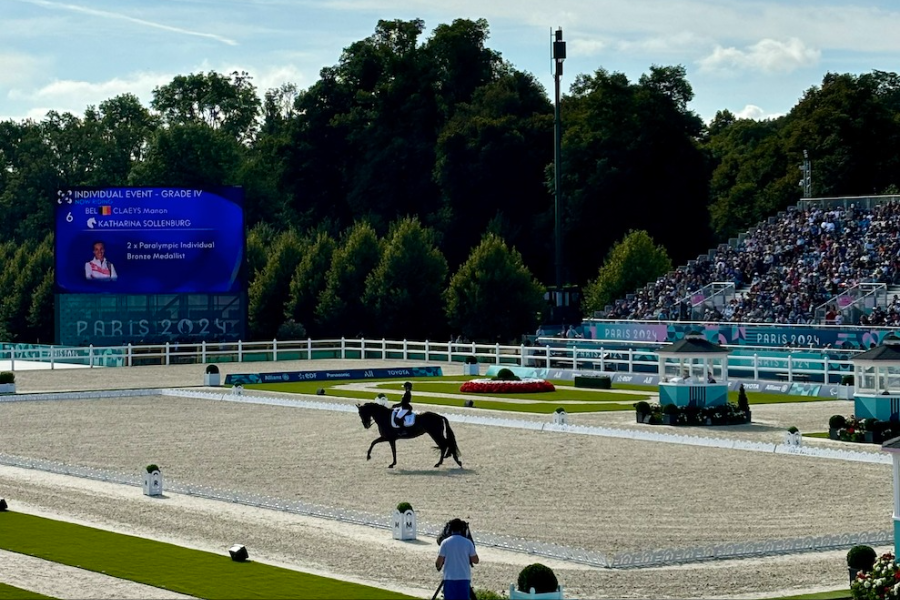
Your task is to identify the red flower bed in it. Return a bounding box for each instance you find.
[459,378,555,394]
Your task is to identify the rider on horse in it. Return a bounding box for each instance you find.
[392,381,414,428]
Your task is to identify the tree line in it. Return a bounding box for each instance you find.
[2,18,900,344]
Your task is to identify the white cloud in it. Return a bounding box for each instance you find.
[0,52,51,88]
[733,104,786,121]
[6,72,174,118]
[698,38,820,75]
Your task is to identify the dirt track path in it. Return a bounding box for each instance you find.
[0,359,884,599]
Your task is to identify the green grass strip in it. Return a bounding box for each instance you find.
[774,590,851,599]
[245,378,648,413]
[0,583,55,600]
[0,512,415,600]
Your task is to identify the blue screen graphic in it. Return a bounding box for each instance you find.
[55,187,244,294]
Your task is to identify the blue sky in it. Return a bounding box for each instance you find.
[4,0,900,124]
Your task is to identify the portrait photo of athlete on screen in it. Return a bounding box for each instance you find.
[84,240,118,281]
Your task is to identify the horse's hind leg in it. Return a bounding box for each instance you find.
[434,443,446,468]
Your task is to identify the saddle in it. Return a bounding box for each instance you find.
[391,407,416,428]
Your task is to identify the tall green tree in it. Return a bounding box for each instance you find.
[284,232,336,337]
[316,222,382,337]
[582,230,673,315]
[247,230,303,340]
[363,217,448,340]
[151,71,261,144]
[128,123,244,187]
[445,233,545,343]
[434,71,554,278]
[561,65,709,284]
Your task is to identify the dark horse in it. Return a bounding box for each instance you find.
[356,402,462,469]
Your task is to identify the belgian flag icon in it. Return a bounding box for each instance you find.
[101,206,112,215]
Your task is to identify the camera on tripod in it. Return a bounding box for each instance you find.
[437,518,474,546]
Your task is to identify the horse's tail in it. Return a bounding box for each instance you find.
[442,416,461,458]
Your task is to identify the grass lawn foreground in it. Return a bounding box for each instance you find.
[0,511,415,600]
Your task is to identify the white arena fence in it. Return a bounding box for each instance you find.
[0,388,892,568]
[0,337,858,385]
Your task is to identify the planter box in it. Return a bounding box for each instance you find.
[829,428,840,440]
[662,414,678,426]
[142,468,163,497]
[837,386,855,400]
[574,376,611,389]
[204,373,221,386]
[509,585,564,600]
[553,410,568,426]
[392,509,416,541]
[865,431,883,444]
[0,383,15,394]
[463,364,479,376]
[783,431,803,447]
[635,413,651,424]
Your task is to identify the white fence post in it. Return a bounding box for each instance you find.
[425,340,430,361]
[273,339,278,362]
[341,337,346,360]
[753,354,759,380]
[573,346,578,370]
[495,343,500,364]
[201,340,207,364]
[165,342,170,366]
[307,338,312,360]
[519,344,526,366]
[787,353,793,382]
[449,341,454,364]
[360,337,366,359]
[88,345,93,368]
[50,345,55,370]
[127,343,133,367]
[238,340,243,363]
[600,346,605,372]
[403,339,408,361]
[381,338,386,360]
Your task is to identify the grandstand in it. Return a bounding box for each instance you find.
[600,194,900,327]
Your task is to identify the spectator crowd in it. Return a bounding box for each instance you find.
[606,200,900,325]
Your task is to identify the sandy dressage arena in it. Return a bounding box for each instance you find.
[0,360,895,599]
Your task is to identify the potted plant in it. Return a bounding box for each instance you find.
[142,463,163,497]
[847,544,877,583]
[204,364,221,386]
[634,401,651,424]
[784,426,802,447]
[662,403,680,426]
[737,384,751,421]
[392,502,416,541]
[828,414,846,440]
[463,355,479,376]
[864,418,883,444]
[553,407,568,426]
[0,371,16,394]
[839,374,855,400]
[510,563,563,599]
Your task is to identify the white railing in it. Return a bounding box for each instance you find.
[0,337,858,384]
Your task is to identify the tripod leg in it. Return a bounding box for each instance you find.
[431,580,444,600]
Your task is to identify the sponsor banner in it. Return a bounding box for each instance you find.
[225,366,443,386]
[587,320,898,351]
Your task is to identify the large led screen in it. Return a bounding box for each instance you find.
[55,187,244,294]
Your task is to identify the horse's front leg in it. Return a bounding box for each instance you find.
[367,437,385,461]
[388,440,397,469]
